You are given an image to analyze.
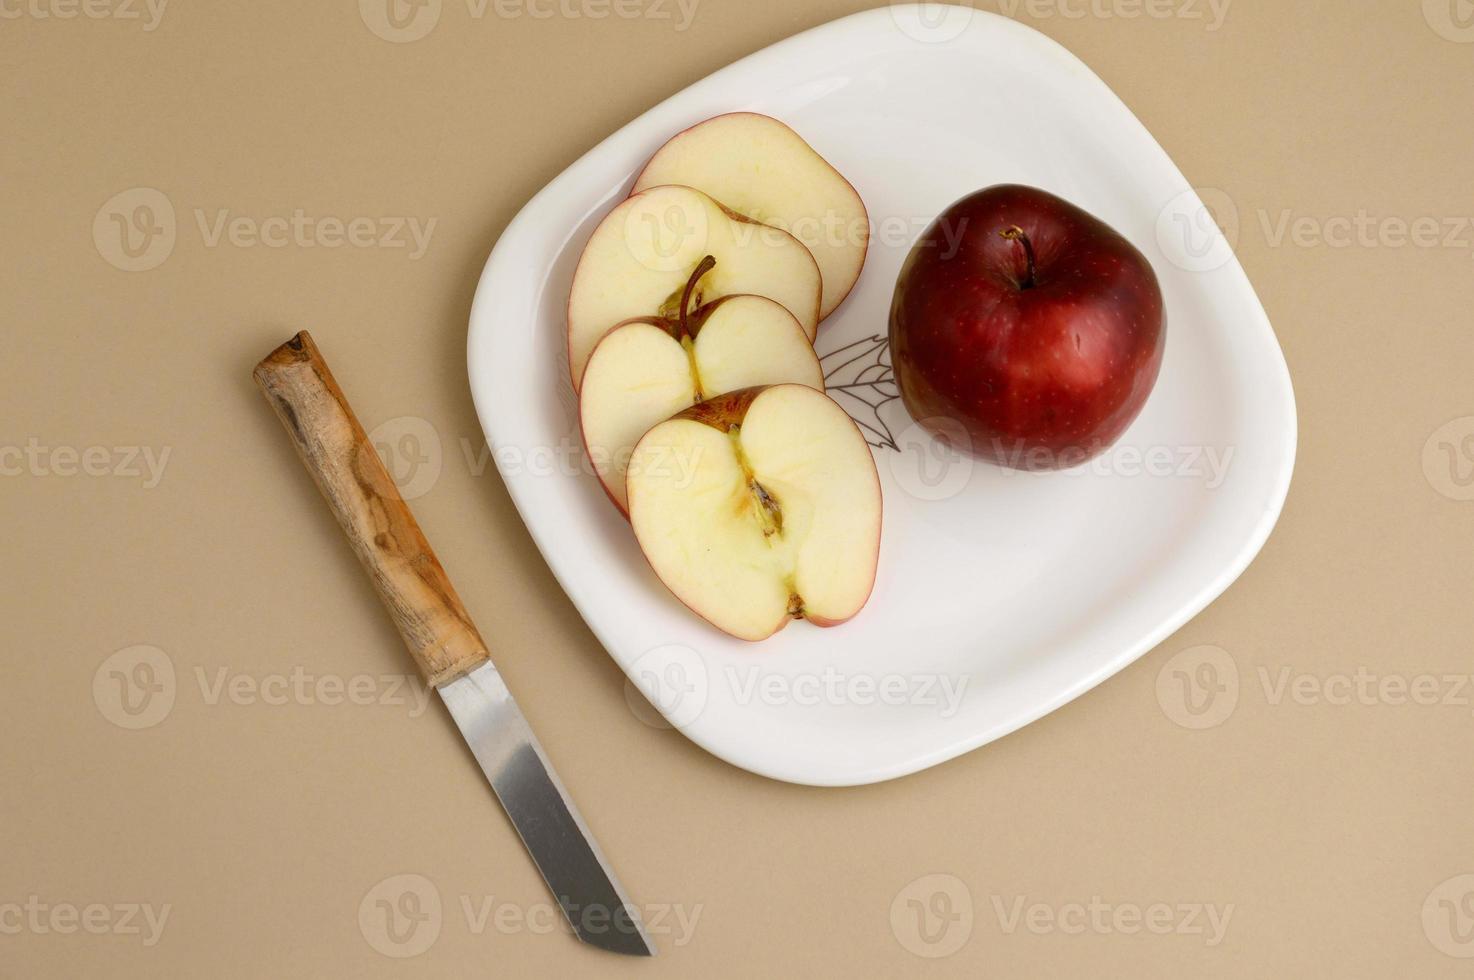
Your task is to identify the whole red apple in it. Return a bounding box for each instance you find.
[889,184,1165,470]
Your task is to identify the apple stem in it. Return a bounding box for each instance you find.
[679,254,717,337]
[999,226,1036,289]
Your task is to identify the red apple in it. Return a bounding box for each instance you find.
[889,184,1165,469]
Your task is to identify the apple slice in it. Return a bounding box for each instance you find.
[626,384,881,641]
[581,262,824,514]
[632,112,869,320]
[567,183,821,388]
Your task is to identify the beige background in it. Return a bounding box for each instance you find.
[4,0,1474,975]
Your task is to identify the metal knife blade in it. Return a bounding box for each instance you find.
[440,664,655,956]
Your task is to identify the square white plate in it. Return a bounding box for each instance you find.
[467,5,1295,786]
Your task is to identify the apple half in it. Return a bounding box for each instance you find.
[567,183,821,388]
[581,259,825,514]
[626,384,881,641]
[632,112,869,320]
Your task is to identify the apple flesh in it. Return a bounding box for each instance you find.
[889,184,1165,469]
[580,262,824,513]
[567,184,821,388]
[626,384,881,641]
[632,113,869,320]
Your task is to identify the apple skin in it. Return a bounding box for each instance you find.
[889,184,1165,469]
[669,383,765,431]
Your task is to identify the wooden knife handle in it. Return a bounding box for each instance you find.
[252,331,490,688]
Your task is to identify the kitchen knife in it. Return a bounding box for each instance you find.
[253,330,655,957]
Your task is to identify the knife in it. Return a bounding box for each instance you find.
[253,330,655,957]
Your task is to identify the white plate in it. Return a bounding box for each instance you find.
[467,5,1295,786]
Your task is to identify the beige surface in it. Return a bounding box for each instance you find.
[4,1,1474,975]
